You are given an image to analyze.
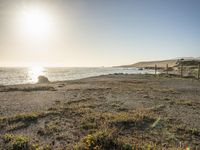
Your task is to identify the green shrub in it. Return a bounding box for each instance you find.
[2,134,29,150]
[2,133,15,143]
[75,131,133,150]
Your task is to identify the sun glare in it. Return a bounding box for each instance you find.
[28,66,45,83]
[19,7,53,38]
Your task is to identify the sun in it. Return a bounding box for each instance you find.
[19,7,53,38]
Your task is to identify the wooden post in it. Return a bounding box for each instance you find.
[155,64,157,75]
[198,63,200,80]
[180,64,183,78]
[166,64,168,75]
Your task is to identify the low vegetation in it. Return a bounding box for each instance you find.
[75,130,133,150]
[0,86,55,92]
[1,97,199,149]
[2,134,29,150]
[0,74,200,149]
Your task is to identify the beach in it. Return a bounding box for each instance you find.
[0,74,200,149]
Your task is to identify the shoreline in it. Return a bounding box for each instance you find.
[0,67,155,86]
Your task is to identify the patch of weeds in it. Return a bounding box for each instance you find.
[175,100,193,106]
[108,110,155,131]
[7,122,31,131]
[0,113,40,130]
[0,87,18,92]
[0,86,56,92]
[2,133,29,150]
[32,144,51,150]
[2,133,15,143]
[11,113,39,123]
[10,113,37,123]
[37,122,60,136]
[2,134,52,150]
[0,117,6,128]
[79,112,107,132]
[80,117,97,130]
[75,130,133,150]
[22,86,56,92]
[187,128,200,136]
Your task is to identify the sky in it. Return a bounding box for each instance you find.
[0,0,199,67]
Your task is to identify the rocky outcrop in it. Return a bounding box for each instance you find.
[37,76,50,84]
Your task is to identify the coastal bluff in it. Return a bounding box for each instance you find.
[120,59,177,68]
[119,57,200,69]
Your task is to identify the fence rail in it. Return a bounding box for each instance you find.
[154,63,200,80]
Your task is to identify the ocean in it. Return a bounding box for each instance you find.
[0,67,155,85]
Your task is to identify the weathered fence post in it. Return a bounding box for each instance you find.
[198,63,200,80]
[166,64,168,75]
[155,64,157,75]
[180,64,183,78]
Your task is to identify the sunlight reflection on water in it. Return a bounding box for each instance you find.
[28,66,45,83]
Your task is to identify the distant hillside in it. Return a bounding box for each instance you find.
[120,57,200,69]
[120,60,178,68]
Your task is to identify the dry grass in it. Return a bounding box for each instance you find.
[0,86,56,92]
[1,98,198,149]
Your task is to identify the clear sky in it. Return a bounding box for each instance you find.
[0,0,199,67]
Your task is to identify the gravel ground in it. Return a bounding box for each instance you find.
[0,74,200,149]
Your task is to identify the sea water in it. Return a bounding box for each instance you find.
[0,67,155,85]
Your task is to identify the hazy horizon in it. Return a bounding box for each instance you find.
[0,56,200,68]
[0,0,199,67]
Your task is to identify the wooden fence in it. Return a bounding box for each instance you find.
[154,63,200,80]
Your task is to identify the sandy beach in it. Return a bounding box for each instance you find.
[0,74,200,149]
